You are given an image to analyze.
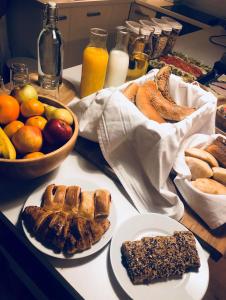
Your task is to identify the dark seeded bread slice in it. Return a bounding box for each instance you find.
[121,236,185,284]
[174,231,200,271]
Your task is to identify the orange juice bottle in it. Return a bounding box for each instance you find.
[80,28,109,98]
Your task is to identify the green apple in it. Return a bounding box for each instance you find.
[15,84,38,103]
[51,108,73,125]
[44,104,57,120]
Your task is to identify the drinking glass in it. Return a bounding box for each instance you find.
[10,63,29,89]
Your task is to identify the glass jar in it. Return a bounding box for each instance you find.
[151,18,172,58]
[139,20,155,58]
[105,26,129,87]
[125,20,142,57]
[80,28,109,98]
[161,16,182,54]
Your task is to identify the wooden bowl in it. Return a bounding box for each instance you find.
[0,98,78,180]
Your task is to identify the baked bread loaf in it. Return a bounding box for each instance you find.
[121,231,200,285]
[185,156,213,180]
[205,136,226,168]
[123,82,139,103]
[135,85,166,123]
[122,66,195,122]
[22,184,111,255]
[212,167,226,185]
[191,178,226,195]
[155,65,175,103]
[185,148,219,167]
[144,80,195,122]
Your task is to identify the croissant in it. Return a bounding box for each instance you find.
[22,184,111,255]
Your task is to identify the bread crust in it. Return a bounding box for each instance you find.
[135,86,166,123]
[123,82,139,102]
[185,148,219,167]
[212,167,226,185]
[191,178,226,195]
[185,156,213,180]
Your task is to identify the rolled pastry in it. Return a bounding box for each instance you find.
[79,191,95,220]
[64,186,81,213]
[42,184,67,211]
[94,189,111,218]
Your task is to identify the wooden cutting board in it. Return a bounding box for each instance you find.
[29,73,77,105]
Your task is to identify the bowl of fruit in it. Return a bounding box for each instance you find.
[0,84,78,179]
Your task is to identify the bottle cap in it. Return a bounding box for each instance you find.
[140,25,154,36]
[46,1,57,21]
[125,20,141,35]
[161,16,182,30]
[151,18,172,32]
[139,20,161,35]
[48,1,56,8]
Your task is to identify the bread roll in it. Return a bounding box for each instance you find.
[205,136,226,168]
[123,82,139,102]
[191,178,226,195]
[212,167,226,185]
[135,86,166,123]
[185,157,213,180]
[185,148,219,167]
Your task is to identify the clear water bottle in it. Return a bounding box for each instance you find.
[37,1,63,90]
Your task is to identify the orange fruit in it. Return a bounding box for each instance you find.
[12,125,43,154]
[0,94,20,124]
[20,98,44,118]
[26,116,47,130]
[4,120,24,139]
[23,152,45,159]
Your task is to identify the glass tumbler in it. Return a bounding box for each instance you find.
[10,63,30,90]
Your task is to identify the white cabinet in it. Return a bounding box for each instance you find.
[129,3,156,22]
[64,2,131,67]
[8,0,132,68]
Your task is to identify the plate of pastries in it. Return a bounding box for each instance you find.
[22,178,116,258]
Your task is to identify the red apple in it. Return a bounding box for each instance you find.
[43,119,73,146]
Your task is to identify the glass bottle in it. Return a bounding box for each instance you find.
[80,28,109,98]
[105,26,129,88]
[37,2,63,90]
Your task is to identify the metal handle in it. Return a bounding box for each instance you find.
[58,15,67,21]
[134,9,149,18]
[87,12,101,17]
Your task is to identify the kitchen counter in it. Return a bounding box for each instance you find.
[174,25,226,67]
[135,0,211,29]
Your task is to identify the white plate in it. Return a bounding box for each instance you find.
[22,177,117,259]
[110,213,209,300]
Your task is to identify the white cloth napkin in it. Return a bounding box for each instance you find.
[69,70,217,221]
[174,134,226,229]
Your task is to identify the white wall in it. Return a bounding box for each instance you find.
[184,0,226,19]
